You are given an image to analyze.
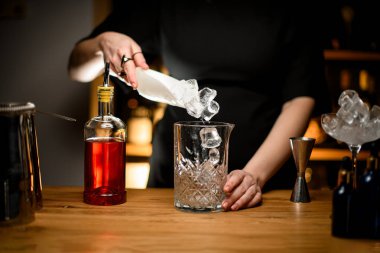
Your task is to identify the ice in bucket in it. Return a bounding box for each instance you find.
[174,121,234,212]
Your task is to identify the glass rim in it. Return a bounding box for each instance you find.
[289,136,316,142]
[0,102,35,114]
[174,121,234,127]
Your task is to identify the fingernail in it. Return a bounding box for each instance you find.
[222,201,228,209]
[231,204,237,211]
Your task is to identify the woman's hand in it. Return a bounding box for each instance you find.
[222,170,262,211]
[97,31,149,88]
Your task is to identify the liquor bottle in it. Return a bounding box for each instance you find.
[83,62,127,206]
[332,156,353,237]
[359,141,379,238]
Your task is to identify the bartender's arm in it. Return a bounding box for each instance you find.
[68,31,148,88]
[222,96,315,211]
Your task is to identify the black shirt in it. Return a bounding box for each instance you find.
[85,0,330,189]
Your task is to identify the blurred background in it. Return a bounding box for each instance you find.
[0,0,94,186]
[0,0,379,189]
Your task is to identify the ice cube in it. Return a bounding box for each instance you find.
[185,79,198,89]
[176,79,199,105]
[201,100,220,121]
[338,90,358,109]
[208,148,220,165]
[184,97,204,118]
[321,113,343,137]
[199,87,217,106]
[370,105,380,122]
[200,127,222,148]
[354,102,370,123]
[337,90,369,124]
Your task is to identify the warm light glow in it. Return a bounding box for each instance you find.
[127,117,152,145]
[305,167,312,183]
[126,143,152,157]
[310,147,369,161]
[304,118,326,144]
[125,162,150,189]
[340,69,352,90]
[359,69,369,91]
[359,69,375,96]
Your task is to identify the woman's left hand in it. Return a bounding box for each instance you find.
[222,170,262,211]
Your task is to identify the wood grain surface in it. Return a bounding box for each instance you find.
[1,187,379,253]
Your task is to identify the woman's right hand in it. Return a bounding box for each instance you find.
[222,169,262,211]
[96,31,149,88]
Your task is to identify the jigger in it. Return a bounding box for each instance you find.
[289,137,315,203]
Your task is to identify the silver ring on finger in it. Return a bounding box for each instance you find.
[121,54,132,67]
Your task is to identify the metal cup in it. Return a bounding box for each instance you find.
[0,102,43,226]
[289,137,315,203]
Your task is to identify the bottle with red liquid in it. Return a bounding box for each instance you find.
[83,62,127,205]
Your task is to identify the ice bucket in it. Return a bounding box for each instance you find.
[0,102,43,226]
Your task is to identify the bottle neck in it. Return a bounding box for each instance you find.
[338,156,352,187]
[97,86,114,116]
[346,171,353,186]
[367,142,379,172]
[337,169,347,186]
[365,156,378,173]
[98,101,112,116]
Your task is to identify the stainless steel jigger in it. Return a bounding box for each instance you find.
[289,137,315,203]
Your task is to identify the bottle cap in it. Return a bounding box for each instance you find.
[336,156,351,186]
[97,86,114,103]
[337,169,347,186]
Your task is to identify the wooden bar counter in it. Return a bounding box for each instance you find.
[1,187,379,252]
